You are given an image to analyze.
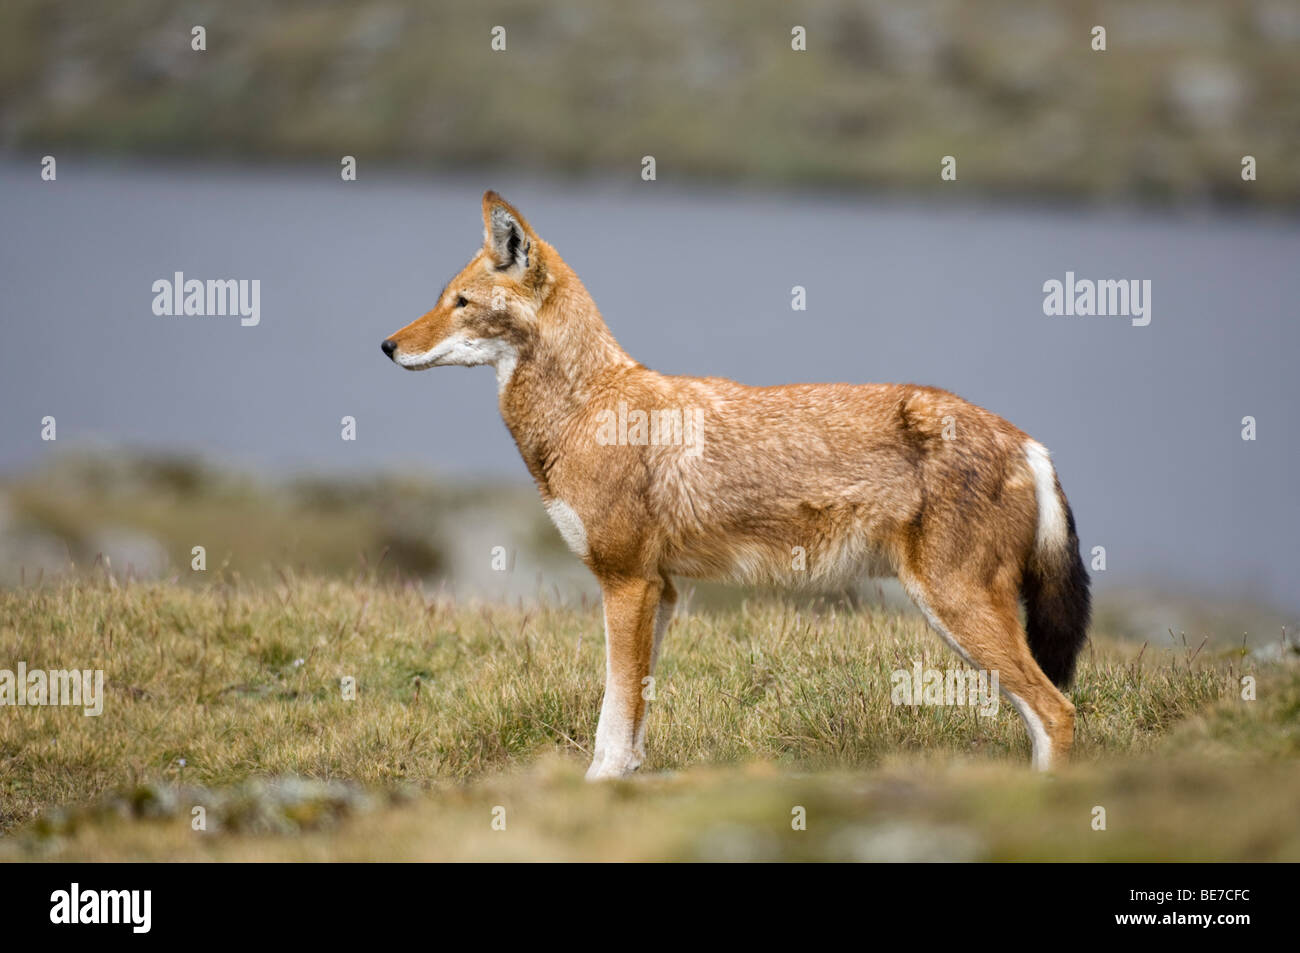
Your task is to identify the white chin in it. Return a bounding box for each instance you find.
[395,356,440,370]
[394,333,517,392]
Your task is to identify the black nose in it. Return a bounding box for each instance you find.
[381,338,397,359]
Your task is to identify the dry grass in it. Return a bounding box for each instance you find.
[1,574,1295,859]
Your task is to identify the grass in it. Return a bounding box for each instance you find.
[1,573,1296,860]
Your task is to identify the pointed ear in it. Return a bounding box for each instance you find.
[482,191,534,273]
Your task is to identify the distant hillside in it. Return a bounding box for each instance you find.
[3,0,1297,203]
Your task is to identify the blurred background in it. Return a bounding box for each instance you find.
[1,0,1297,641]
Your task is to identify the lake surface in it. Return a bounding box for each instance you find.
[1,159,1297,609]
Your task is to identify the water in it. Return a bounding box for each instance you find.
[1,159,1296,608]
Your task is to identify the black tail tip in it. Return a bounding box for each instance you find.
[1024,548,1091,689]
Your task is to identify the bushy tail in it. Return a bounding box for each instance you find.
[1022,443,1091,688]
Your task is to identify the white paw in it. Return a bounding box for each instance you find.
[585,748,641,781]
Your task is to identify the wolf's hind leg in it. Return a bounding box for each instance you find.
[902,572,1075,770]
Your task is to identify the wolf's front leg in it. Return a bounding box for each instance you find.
[587,576,662,781]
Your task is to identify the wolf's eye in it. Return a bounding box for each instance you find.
[455,295,469,308]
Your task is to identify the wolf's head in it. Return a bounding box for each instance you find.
[381,191,552,386]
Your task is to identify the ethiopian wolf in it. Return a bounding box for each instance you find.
[382,192,1090,778]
